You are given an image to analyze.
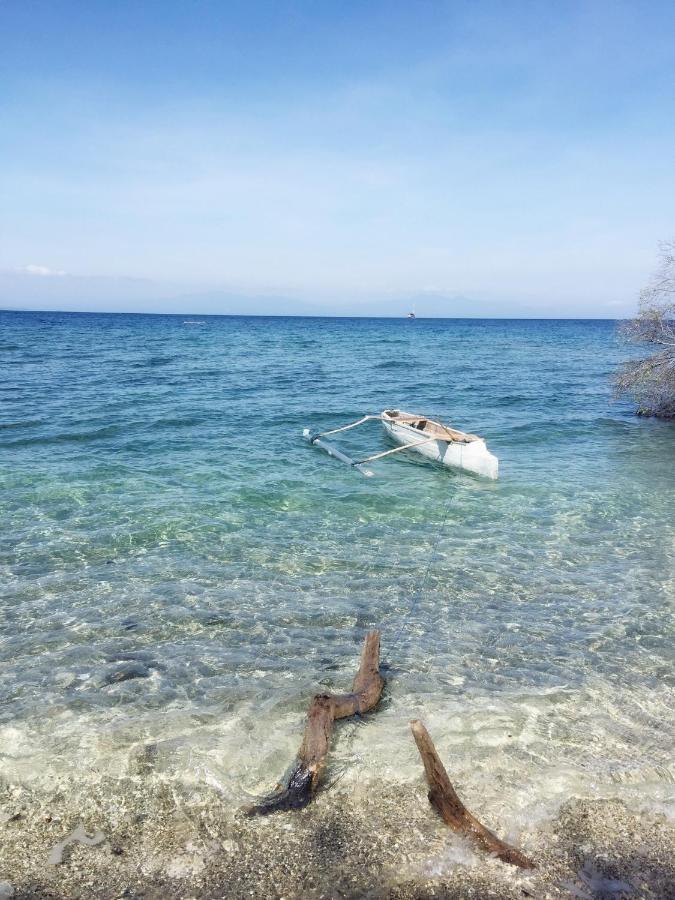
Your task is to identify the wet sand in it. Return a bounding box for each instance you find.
[1,777,673,899]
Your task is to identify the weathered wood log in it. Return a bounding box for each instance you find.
[249,630,384,815]
[410,719,535,869]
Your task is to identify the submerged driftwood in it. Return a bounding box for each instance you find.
[249,630,384,814]
[411,719,535,869]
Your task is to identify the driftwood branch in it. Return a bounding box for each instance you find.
[411,719,535,869]
[249,630,384,815]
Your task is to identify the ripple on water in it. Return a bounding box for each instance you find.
[0,312,673,831]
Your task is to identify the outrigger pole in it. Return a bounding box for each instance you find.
[304,414,388,476]
[303,413,444,476]
[354,433,443,465]
[310,414,383,438]
[303,428,375,477]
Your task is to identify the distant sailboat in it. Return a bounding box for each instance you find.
[407,304,416,319]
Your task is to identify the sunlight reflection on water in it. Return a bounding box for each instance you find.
[0,312,673,824]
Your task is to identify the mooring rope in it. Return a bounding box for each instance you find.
[334,317,458,775]
[327,497,456,791]
[384,486,456,653]
[381,313,457,654]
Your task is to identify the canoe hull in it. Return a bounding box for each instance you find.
[382,418,498,479]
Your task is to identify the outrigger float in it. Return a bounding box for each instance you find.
[303,408,498,479]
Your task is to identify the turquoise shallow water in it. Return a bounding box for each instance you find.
[1,311,673,824]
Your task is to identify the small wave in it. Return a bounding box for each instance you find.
[504,419,597,441]
[151,416,204,428]
[610,764,675,784]
[0,419,44,431]
[495,395,533,406]
[1,424,122,448]
[132,356,176,368]
[375,360,410,369]
[191,368,225,378]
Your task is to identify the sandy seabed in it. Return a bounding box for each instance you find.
[1,776,674,900]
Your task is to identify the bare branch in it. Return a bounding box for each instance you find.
[248,631,384,815]
[615,239,675,418]
[410,720,535,869]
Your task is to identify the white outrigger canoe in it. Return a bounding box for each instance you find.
[303,408,498,479]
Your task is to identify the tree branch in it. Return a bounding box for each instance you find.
[411,720,535,869]
[248,631,384,814]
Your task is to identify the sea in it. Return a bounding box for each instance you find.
[1,311,673,832]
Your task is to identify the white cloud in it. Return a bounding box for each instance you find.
[19,264,68,277]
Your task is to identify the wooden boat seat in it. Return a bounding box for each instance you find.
[383,409,481,444]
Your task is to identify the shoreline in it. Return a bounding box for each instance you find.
[1,777,673,898]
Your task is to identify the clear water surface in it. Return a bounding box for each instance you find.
[1,312,673,828]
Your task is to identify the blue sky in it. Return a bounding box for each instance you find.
[1,1,674,316]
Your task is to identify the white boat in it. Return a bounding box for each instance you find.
[304,409,498,479]
[381,409,498,479]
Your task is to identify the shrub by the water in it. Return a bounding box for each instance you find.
[615,239,675,418]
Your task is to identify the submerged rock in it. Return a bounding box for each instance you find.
[103,662,151,685]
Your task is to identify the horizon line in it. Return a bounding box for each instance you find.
[0,307,626,322]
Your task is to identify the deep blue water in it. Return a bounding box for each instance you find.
[0,311,673,821]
